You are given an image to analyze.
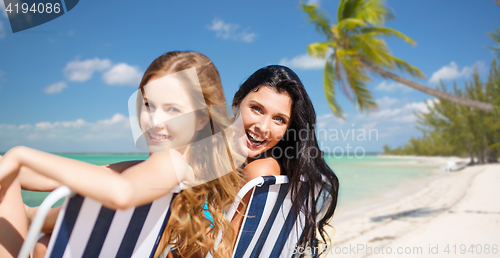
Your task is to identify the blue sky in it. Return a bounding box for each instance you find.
[0,0,499,153]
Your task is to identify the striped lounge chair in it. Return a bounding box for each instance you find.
[18,185,180,258]
[217,175,332,258]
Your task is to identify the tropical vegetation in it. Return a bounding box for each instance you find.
[383,59,500,164]
[300,0,494,118]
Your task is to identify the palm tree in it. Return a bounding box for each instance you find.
[300,0,494,118]
[487,27,500,59]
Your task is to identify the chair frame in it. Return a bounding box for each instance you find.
[209,175,332,258]
[18,185,180,258]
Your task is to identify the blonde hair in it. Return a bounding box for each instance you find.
[139,51,243,257]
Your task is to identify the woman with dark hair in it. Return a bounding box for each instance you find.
[231,65,339,255]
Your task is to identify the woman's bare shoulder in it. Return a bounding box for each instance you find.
[147,151,191,181]
[244,157,280,181]
[105,160,144,173]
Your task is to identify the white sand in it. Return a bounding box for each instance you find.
[320,157,499,258]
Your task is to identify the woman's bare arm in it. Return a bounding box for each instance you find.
[0,146,188,210]
[18,168,62,192]
[1,154,61,192]
[21,160,146,237]
[18,159,144,192]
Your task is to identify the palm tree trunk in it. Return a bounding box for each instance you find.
[361,60,494,112]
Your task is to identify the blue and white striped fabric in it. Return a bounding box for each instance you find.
[227,175,331,258]
[44,189,180,258]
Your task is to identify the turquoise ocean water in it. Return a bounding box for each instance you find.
[325,154,438,207]
[20,153,437,208]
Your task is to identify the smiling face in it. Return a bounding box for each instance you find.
[238,85,292,158]
[139,73,206,154]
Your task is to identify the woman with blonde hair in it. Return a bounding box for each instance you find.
[0,51,244,258]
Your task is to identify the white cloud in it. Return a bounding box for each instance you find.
[429,61,485,84]
[0,113,135,153]
[375,80,412,93]
[370,108,403,119]
[394,115,417,123]
[410,98,438,113]
[31,114,128,133]
[208,18,256,43]
[34,118,86,130]
[102,63,142,86]
[385,99,436,122]
[91,113,127,130]
[307,0,321,4]
[362,122,377,130]
[64,58,111,82]
[316,113,345,130]
[315,98,436,152]
[18,124,33,130]
[0,114,132,148]
[44,81,67,94]
[319,99,437,134]
[375,96,399,108]
[45,59,142,93]
[279,53,326,70]
[429,62,465,83]
[403,101,427,113]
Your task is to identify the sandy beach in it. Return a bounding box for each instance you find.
[323,156,500,258]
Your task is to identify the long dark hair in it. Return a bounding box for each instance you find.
[233,65,339,254]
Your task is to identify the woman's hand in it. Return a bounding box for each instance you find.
[0,147,23,202]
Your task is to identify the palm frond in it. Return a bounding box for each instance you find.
[487,27,500,43]
[333,51,353,100]
[307,42,333,59]
[357,0,392,25]
[392,56,426,79]
[300,2,334,39]
[324,59,344,118]
[489,46,500,53]
[337,18,366,32]
[347,72,377,111]
[487,27,500,57]
[360,26,416,46]
[351,34,392,67]
[338,0,364,22]
[336,51,377,111]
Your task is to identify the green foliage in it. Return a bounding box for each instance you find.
[300,0,423,117]
[487,27,500,59]
[384,60,500,163]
